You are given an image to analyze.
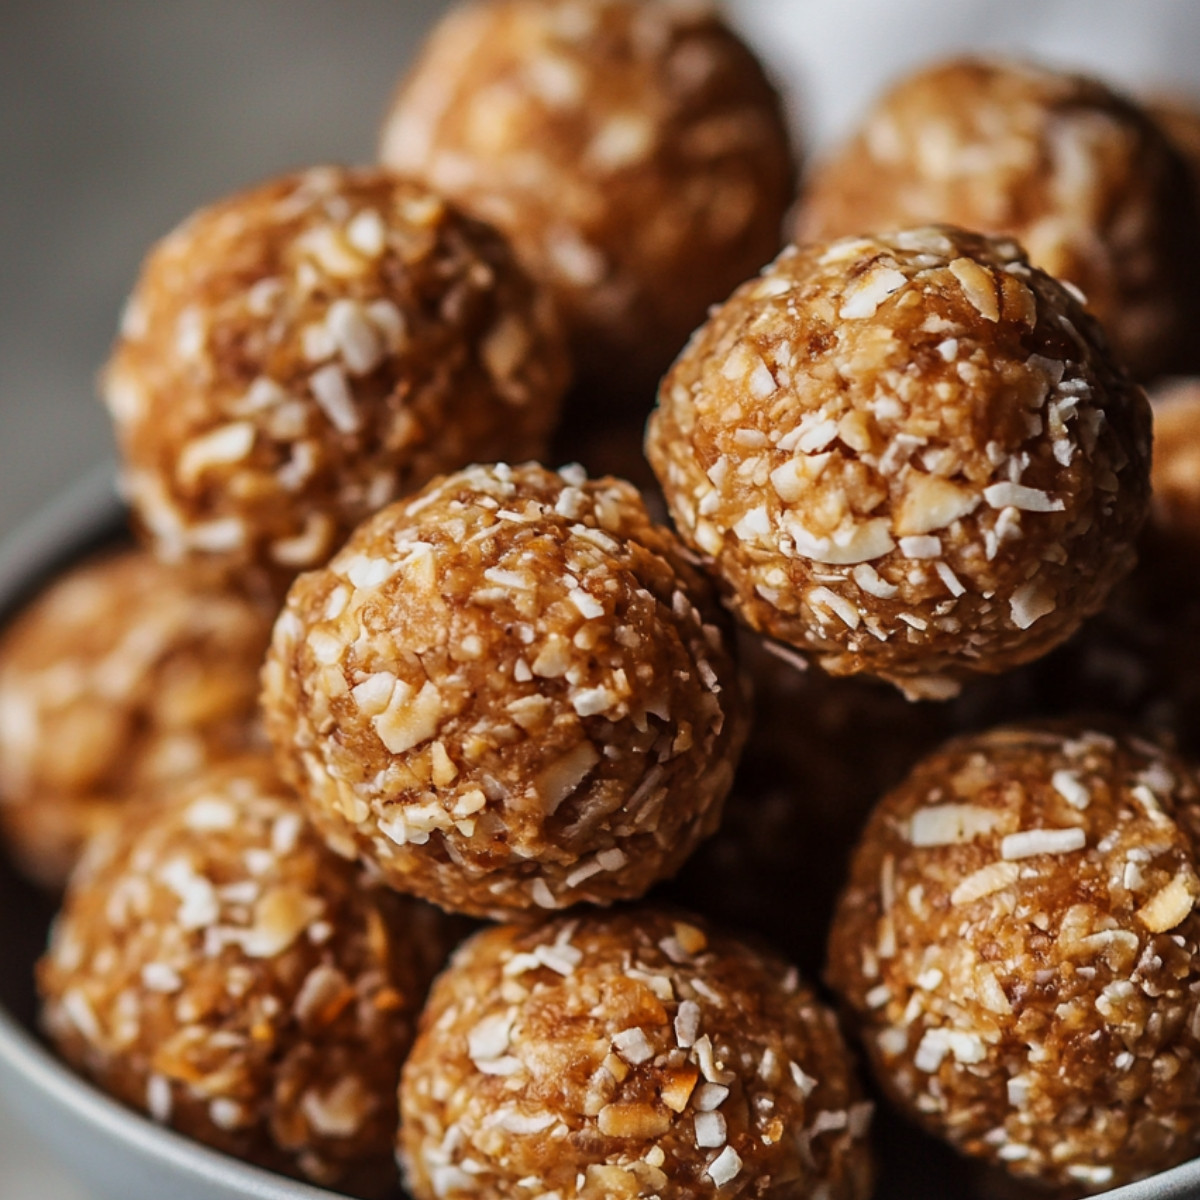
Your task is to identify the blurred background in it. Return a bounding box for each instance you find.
[1,1,1198,1196]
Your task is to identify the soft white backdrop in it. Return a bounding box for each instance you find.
[2,2,1198,1196]
[737,0,1200,154]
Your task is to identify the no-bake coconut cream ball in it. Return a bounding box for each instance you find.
[262,462,745,919]
[400,909,874,1200]
[380,0,796,402]
[38,755,459,1197]
[796,58,1200,379]
[0,548,273,887]
[827,722,1200,1193]
[103,166,569,580]
[646,226,1152,699]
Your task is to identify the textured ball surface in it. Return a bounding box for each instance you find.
[0,548,272,886]
[827,723,1200,1193]
[380,0,795,401]
[400,909,874,1200]
[646,226,1152,698]
[796,58,1200,379]
[38,755,458,1196]
[263,462,745,918]
[104,166,569,579]
[968,379,1200,762]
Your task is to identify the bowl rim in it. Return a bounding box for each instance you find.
[1,467,1200,1200]
[0,464,345,1200]
[0,1004,352,1200]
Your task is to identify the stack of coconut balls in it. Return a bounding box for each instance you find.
[10,3,1200,1198]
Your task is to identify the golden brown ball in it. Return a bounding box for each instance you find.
[400,909,874,1200]
[380,0,796,403]
[646,226,1152,699]
[828,722,1200,1193]
[0,549,272,886]
[38,755,459,1196]
[797,58,1200,379]
[104,166,569,581]
[262,462,745,919]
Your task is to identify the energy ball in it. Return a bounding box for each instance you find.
[104,166,569,579]
[379,0,796,402]
[646,226,1153,699]
[827,723,1200,1193]
[399,909,874,1200]
[0,548,272,887]
[795,58,1200,379]
[38,755,457,1197]
[263,462,745,919]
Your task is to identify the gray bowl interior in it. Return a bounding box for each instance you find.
[0,468,1198,1200]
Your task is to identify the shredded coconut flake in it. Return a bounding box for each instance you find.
[789,1061,817,1096]
[839,266,907,319]
[1052,770,1091,810]
[983,482,1064,512]
[1010,581,1056,630]
[910,804,1002,847]
[950,861,1020,905]
[310,363,360,433]
[1001,827,1086,860]
[852,562,898,599]
[808,586,861,630]
[674,1000,701,1048]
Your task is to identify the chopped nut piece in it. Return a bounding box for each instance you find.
[1137,870,1199,933]
[597,1102,671,1139]
[659,1066,699,1113]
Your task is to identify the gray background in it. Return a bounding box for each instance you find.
[0,1,449,549]
[3,2,1200,1197]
